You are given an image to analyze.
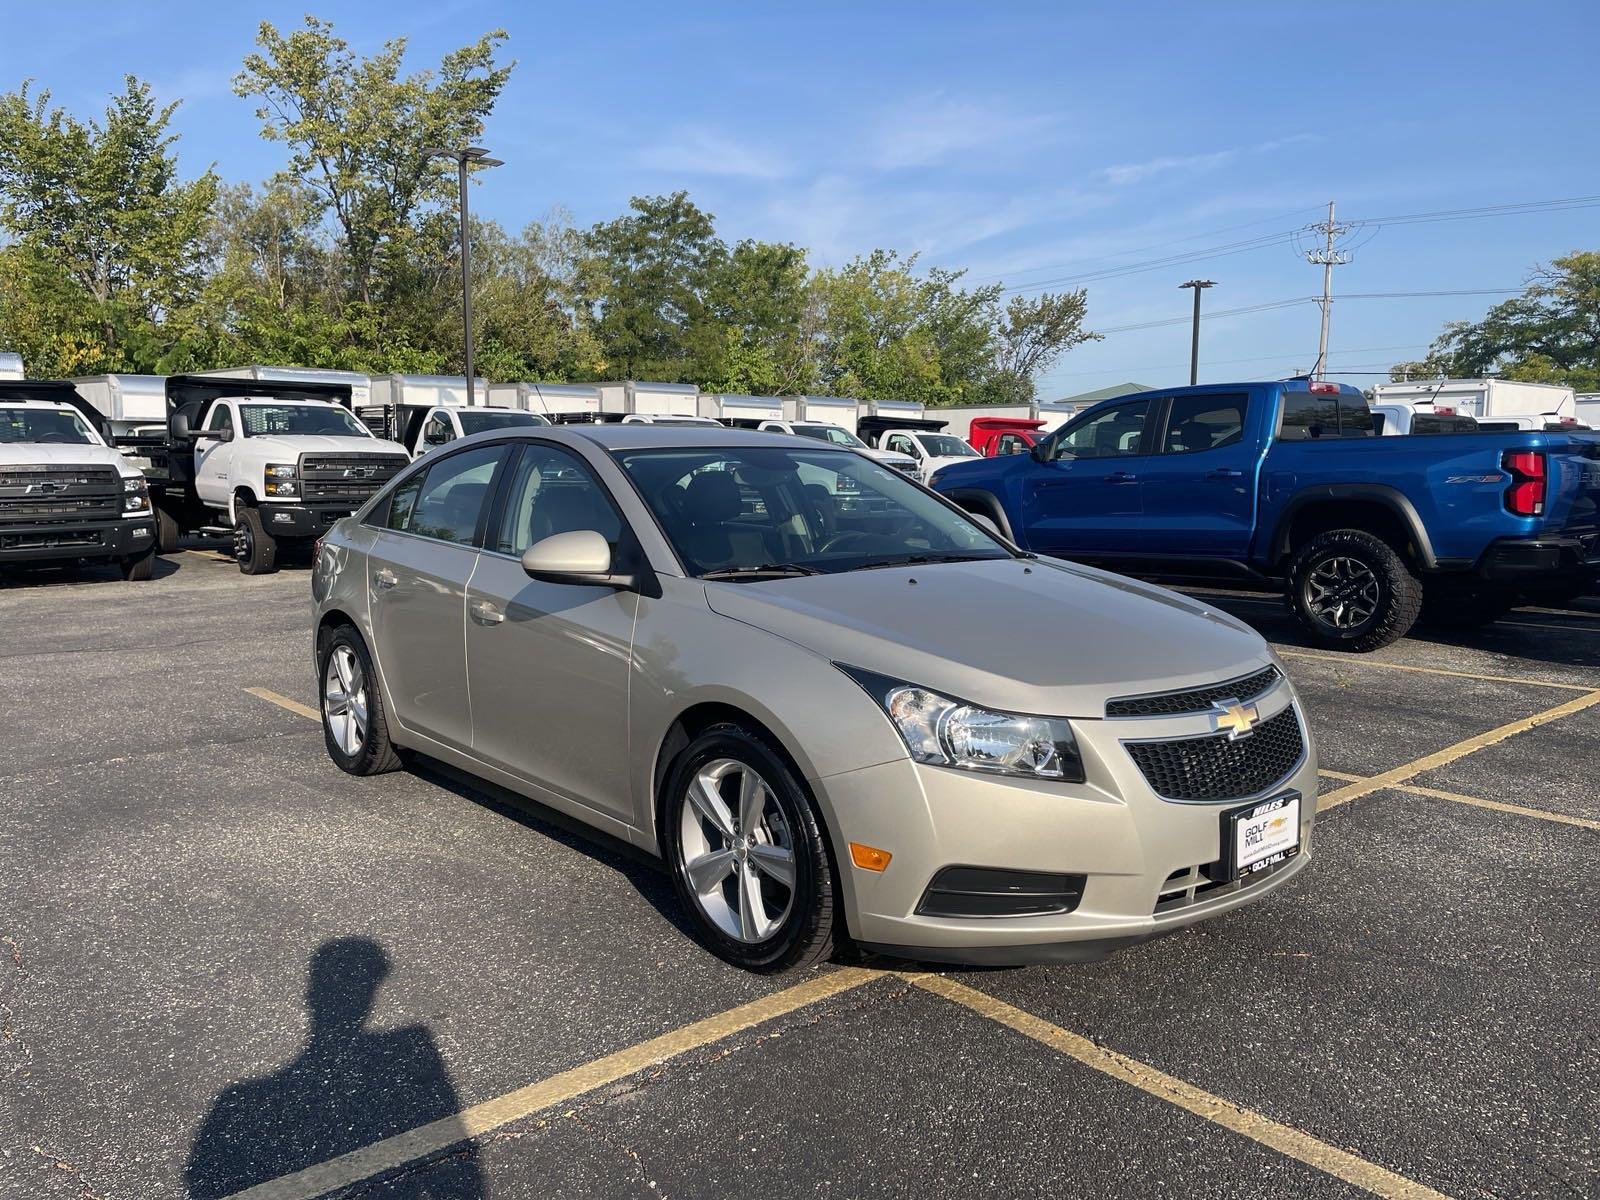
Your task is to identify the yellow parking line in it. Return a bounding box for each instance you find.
[1394,784,1600,832]
[908,974,1448,1199]
[1277,650,1592,693]
[1319,768,1366,783]
[226,967,881,1200]
[243,687,320,722]
[1318,689,1600,813]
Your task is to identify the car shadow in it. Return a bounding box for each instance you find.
[184,937,484,1199]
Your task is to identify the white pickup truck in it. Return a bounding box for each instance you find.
[394,404,549,458]
[0,383,157,580]
[855,415,980,483]
[147,375,409,574]
[753,419,920,476]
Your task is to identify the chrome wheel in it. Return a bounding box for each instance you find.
[323,645,369,757]
[233,517,253,563]
[677,758,796,944]
[1305,555,1381,630]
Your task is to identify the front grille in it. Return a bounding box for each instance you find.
[1153,855,1295,915]
[0,464,122,526]
[298,453,408,505]
[1124,705,1303,802]
[1107,665,1280,718]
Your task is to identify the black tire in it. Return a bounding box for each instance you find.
[234,505,279,575]
[661,724,837,973]
[119,546,156,581]
[317,624,404,776]
[155,505,181,555]
[1286,528,1423,652]
[1422,581,1514,629]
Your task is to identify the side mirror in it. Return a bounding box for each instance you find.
[1030,439,1051,462]
[172,412,193,440]
[520,529,634,590]
[968,512,1001,538]
[215,426,234,443]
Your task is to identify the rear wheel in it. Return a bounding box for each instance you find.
[1286,528,1423,652]
[119,546,156,581]
[155,505,181,554]
[318,625,403,775]
[234,505,279,575]
[662,725,836,973]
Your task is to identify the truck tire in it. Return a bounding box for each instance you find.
[318,624,404,775]
[1422,581,1513,629]
[119,546,157,582]
[234,506,279,576]
[155,505,181,555]
[1286,528,1422,652]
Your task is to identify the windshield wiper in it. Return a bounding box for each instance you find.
[701,563,825,581]
[850,553,998,571]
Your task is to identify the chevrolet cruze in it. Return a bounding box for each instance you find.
[311,425,1317,972]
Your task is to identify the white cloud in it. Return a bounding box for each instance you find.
[633,127,792,181]
[1098,134,1318,186]
[866,92,1058,170]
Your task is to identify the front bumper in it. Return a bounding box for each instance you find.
[1476,532,1600,582]
[255,502,360,539]
[816,678,1318,965]
[0,516,156,564]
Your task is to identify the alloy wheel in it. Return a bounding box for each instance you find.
[323,645,369,757]
[1305,555,1381,630]
[677,758,797,944]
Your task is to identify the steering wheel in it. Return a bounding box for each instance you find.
[818,530,896,553]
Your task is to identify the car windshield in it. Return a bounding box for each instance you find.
[0,407,97,444]
[457,410,547,434]
[613,445,1012,578]
[238,403,370,438]
[919,435,977,458]
[792,424,866,449]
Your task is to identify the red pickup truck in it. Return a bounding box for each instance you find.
[967,416,1046,456]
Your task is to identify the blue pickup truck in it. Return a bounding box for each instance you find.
[931,379,1600,651]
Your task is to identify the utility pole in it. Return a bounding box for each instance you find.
[1304,201,1351,380]
[423,145,504,399]
[1179,280,1214,385]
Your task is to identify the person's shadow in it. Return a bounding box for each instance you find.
[185,937,485,1198]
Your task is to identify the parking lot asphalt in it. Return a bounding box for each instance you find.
[2,552,1596,1199]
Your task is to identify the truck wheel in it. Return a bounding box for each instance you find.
[319,624,403,775]
[234,506,279,576]
[119,546,157,582]
[1422,582,1513,629]
[1286,528,1422,652]
[155,506,181,554]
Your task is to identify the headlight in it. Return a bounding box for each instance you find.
[122,476,150,512]
[264,464,298,497]
[839,666,1084,782]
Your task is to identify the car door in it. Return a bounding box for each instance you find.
[1138,392,1256,558]
[464,441,639,823]
[1020,398,1156,555]
[367,442,510,751]
[194,402,236,506]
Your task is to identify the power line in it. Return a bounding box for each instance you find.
[1046,342,1433,379]
[1091,287,1521,336]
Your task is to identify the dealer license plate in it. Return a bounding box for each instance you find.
[1230,793,1300,878]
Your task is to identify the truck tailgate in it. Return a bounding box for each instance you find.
[1541,433,1600,536]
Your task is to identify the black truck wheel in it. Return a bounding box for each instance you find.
[234,506,280,575]
[119,546,157,581]
[155,505,181,554]
[1286,528,1423,652]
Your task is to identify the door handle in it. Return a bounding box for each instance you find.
[470,600,505,625]
[1106,471,1139,483]
[374,568,397,590]
[1206,468,1244,479]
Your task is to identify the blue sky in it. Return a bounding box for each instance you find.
[9,1,1600,397]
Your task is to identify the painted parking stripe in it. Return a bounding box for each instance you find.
[1277,650,1593,692]
[1394,783,1600,831]
[1318,689,1600,813]
[244,687,320,722]
[225,967,882,1200]
[909,974,1449,1199]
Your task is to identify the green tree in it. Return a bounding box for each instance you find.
[698,239,812,393]
[992,290,1101,403]
[233,15,512,307]
[1392,251,1600,391]
[0,76,217,372]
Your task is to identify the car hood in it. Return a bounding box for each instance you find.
[862,448,918,468]
[0,442,138,477]
[246,435,408,456]
[703,557,1273,719]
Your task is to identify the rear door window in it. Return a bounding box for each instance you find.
[1160,394,1247,454]
[1337,394,1375,437]
[391,443,507,545]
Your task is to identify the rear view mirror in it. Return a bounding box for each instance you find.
[521,530,634,590]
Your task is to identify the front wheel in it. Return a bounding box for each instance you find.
[318,625,403,775]
[234,506,279,575]
[1286,528,1423,652]
[119,546,156,581]
[661,725,836,973]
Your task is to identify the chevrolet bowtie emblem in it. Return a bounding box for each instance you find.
[1210,698,1260,740]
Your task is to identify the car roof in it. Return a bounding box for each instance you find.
[558,423,814,451]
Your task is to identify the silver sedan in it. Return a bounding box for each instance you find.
[311,425,1317,972]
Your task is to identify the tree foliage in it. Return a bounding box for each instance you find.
[1392,251,1600,391]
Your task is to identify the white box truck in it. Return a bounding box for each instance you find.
[0,352,23,380]
[1371,379,1578,428]
[487,381,605,419]
[782,395,860,432]
[699,393,784,425]
[594,380,699,417]
[72,374,171,443]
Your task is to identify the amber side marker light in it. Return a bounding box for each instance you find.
[849,843,892,871]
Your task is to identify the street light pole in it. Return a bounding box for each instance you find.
[423,145,503,400]
[1179,280,1215,386]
